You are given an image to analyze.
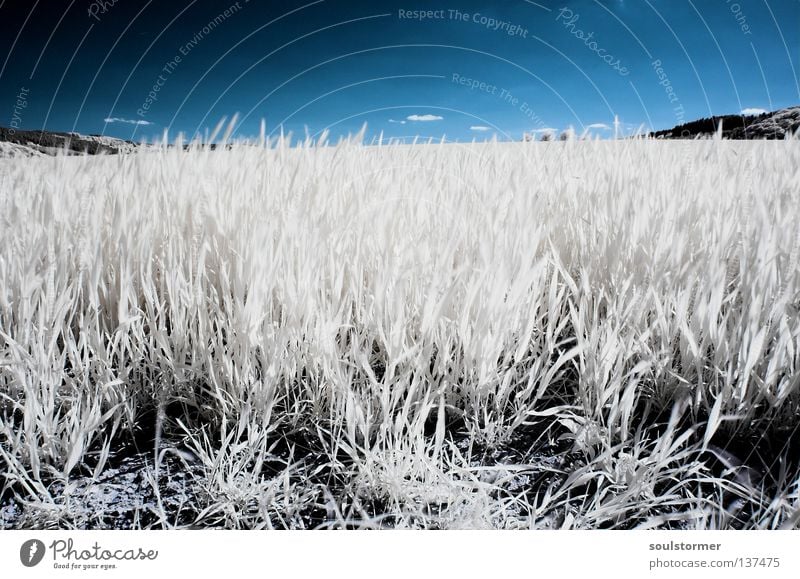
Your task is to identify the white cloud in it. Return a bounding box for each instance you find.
[586,123,611,130]
[470,125,491,131]
[741,108,768,116]
[532,127,558,133]
[104,117,152,126]
[388,119,406,124]
[406,114,443,122]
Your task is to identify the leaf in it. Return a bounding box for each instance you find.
[703,396,723,450]
[64,433,85,476]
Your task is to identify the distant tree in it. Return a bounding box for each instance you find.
[558,128,575,141]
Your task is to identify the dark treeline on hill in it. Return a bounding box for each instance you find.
[650,106,800,140]
[651,113,765,138]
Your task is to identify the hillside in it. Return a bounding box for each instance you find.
[0,127,140,156]
[651,106,800,139]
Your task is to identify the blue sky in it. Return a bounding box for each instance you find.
[1,0,798,142]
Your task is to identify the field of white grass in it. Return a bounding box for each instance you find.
[1,134,799,529]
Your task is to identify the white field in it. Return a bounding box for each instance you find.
[0,137,799,529]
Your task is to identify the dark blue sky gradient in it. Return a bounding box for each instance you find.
[1,0,798,142]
